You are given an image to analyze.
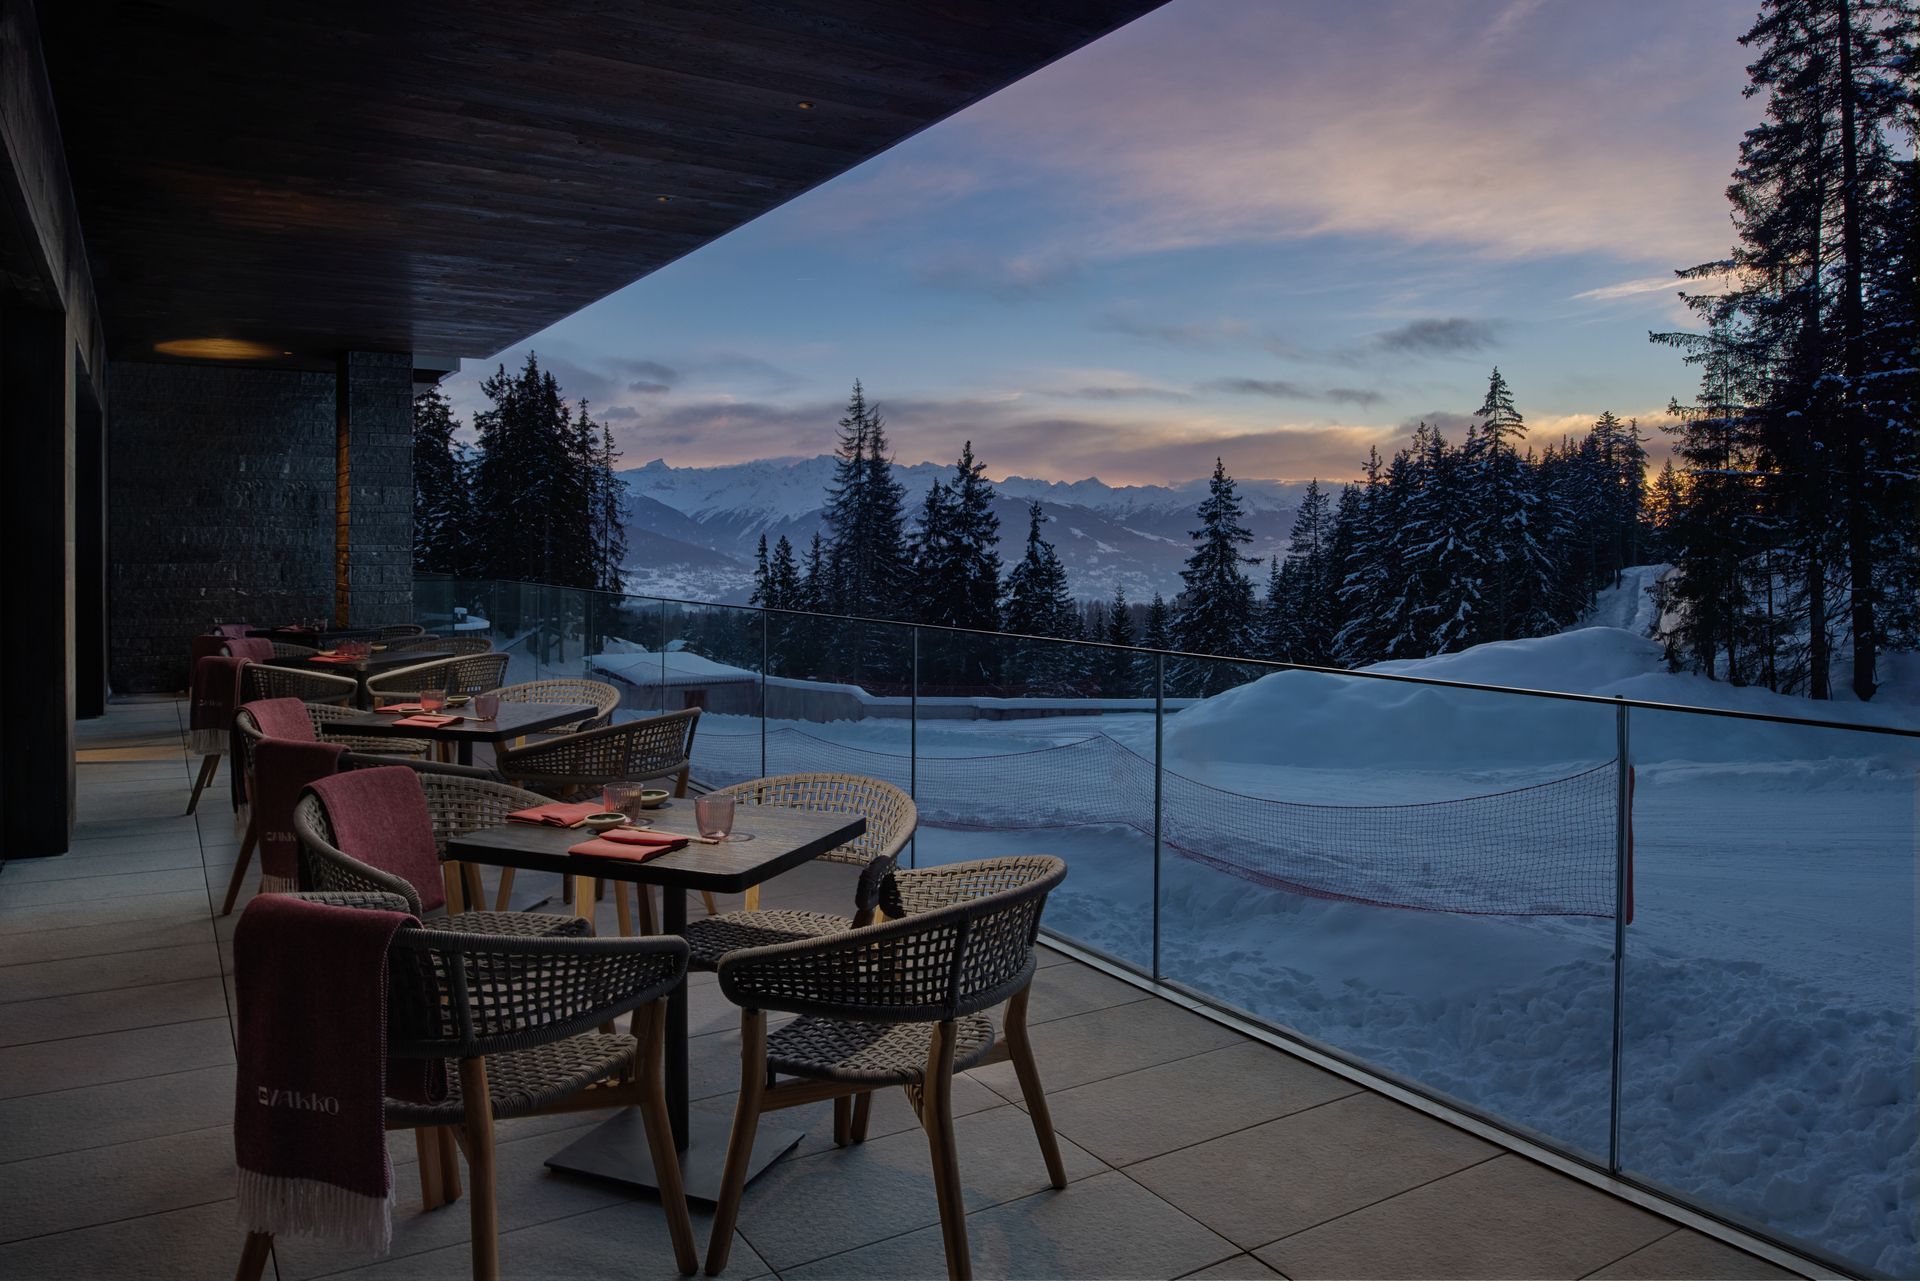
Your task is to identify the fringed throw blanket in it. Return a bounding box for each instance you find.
[189,655,249,755]
[235,698,318,841]
[233,895,415,1253]
[225,637,277,662]
[309,767,446,912]
[252,738,347,892]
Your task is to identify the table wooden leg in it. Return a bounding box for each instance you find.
[573,874,596,929]
[663,887,690,1148]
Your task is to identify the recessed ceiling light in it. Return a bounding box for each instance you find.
[656,195,672,203]
[154,338,280,360]
[797,101,814,109]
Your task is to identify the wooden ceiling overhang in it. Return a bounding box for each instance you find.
[41,0,1164,365]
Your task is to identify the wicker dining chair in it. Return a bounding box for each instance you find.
[704,855,1070,1280]
[380,623,427,639]
[291,776,590,940]
[388,632,493,656]
[365,653,511,704]
[680,774,917,969]
[491,708,703,920]
[483,678,621,735]
[233,892,697,1281]
[241,664,359,706]
[220,707,434,914]
[266,640,318,659]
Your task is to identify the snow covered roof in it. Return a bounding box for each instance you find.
[589,648,758,686]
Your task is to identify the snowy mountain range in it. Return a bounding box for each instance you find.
[618,456,1310,604]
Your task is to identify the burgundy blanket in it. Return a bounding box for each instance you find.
[189,655,249,755]
[243,697,317,743]
[309,767,445,912]
[252,738,348,891]
[233,895,413,1252]
[190,634,229,666]
[224,637,278,662]
[214,623,255,638]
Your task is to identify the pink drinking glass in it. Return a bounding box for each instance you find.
[418,688,447,713]
[472,693,500,720]
[693,794,739,841]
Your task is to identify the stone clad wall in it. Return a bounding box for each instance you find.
[108,356,415,693]
[340,351,414,628]
[108,361,337,693]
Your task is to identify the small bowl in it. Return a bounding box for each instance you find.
[638,789,671,810]
[445,693,471,708]
[581,812,629,833]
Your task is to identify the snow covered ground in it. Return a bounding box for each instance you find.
[663,626,1917,1275]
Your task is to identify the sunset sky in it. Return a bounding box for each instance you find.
[443,0,1763,486]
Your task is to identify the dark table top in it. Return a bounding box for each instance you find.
[447,805,867,894]
[330,700,595,743]
[263,649,453,675]
[246,625,383,644]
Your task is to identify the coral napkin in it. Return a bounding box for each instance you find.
[506,800,604,827]
[568,829,689,862]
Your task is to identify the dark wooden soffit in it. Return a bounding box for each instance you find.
[39,0,1165,364]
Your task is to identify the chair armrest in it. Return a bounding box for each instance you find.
[715,909,976,1024]
[883,857,1061,918]
[284,890,415,913]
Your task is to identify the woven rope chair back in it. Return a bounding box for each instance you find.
[386,633,489,655]
[446,652,511,692]
[268,641,318,659]
[717,855,1067,1024]
[386,927,688,1061]
[486,679,621,731]
[380,624,426,639]
[292,790,426,914]
[713,773,916,867]
[241,664,357,706]
[497,707,700,787]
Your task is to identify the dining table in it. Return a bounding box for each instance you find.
[446,802,867,1201]
[324,699,595,765]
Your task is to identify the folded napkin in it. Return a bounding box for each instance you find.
[568,829,689,861]
[374,703,426,714]
[506,800,604,827]
[308,654,359,665]
[308,768,445,912]
[391,714,460,728]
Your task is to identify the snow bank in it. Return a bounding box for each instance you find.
[1164,627,1917,772]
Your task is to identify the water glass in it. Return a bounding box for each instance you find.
[472,693,500,720]
[418,688,446,713]
[603,783,654,825]
[694,794,737,840]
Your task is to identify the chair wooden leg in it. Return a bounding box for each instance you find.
[850,1090,874,1143]
[186,753,219,815]
[461,862,484,915]
[704,1010,767,1276]
[614,881,635,937]
[438,1125,463,1204]
[743,884,761,913]
[700,890,719,916]
[235,1230,273,1281]
[441,863,467,915]
[458,1058,500,1281]
[492,866,517,912]
[635,1002,698,1275]
[924,1021,971,1281]
[635,884,658,936]
[416,1126,447,1210]
[1004,986,1067,1188]
[220,821,258,916]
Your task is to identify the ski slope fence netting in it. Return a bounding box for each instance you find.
[692,728,1625,917]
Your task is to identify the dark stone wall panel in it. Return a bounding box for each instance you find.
[108,360,336,692]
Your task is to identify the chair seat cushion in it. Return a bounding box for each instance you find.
[683,909,852,971]
[385,1031,636,1125]
[767,1014,996,1086]
[440,910,591,939]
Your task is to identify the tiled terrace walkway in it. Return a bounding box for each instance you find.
[0,700,1796,1280]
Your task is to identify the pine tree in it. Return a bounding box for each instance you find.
[1099,587,1138,696]
[411,384,471,576]
[750,534,772,607]
[591,416,627,593]
[1274,479,1338,663]
[1174,459,1259,694]
[767,536,802,609]
[1260,556,1293,660]
[1463,368,1554,642]
[1333,448,1395,665]
[1002,503,1080,692]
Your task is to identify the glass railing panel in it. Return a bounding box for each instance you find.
[1618,708,1920,1278]
[748,611,913,799]
[652,599,764,786]
[910,628,1156,971]
[1159,652,1622,1160]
